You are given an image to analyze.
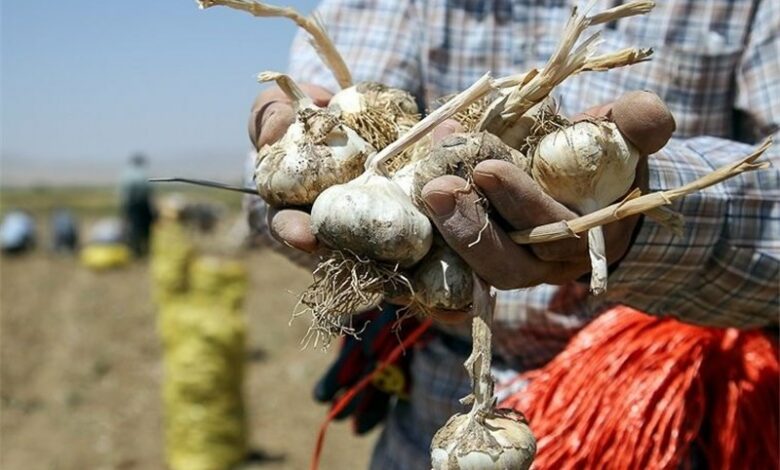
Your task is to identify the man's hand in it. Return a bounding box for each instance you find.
[422,91,673,290]
[249,83,333,253]
[421,157,646,289]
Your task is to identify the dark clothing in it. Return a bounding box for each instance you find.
[120,166,155,256]
[52,210,78,252]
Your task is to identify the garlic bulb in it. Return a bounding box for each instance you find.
[310,169,433,267]
[532,120,640,294]
[329,81,418,117]
[412,132,529,207]
[390,159,421,197]
[413,241,473,311]
[430,275,536,470]
[254,72,374,207]
[330,81,420,156]
[431,408,536,470]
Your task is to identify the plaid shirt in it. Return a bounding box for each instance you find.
[253,1,780,468]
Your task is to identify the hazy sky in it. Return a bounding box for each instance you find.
[1,0,319,185]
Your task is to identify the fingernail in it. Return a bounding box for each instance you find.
[432,121,463,144]
[423,190,456,217]
[473,170,500,191]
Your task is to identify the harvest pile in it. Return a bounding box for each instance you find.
[196,1,770,468]
[152,218,249,470]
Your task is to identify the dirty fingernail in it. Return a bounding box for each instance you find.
[473,170,500,191]
[423,190,456,217]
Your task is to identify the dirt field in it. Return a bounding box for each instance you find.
[0,195,377,469]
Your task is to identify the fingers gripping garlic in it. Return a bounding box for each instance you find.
[412,132,529,207]
[310,169,433,267]
[254,72,375,207]
[532,120,640,294]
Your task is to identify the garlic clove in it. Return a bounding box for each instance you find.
[413,241,473,311]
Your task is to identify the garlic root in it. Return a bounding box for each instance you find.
[298,250,414,348]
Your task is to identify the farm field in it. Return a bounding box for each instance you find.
[0,187,377,470]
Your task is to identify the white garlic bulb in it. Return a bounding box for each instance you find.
[310,169,433,267]
[431,408,536,470]
[533,121,639,209]
[255,110,374,206]
[390,159,421,197]
[329,81,419,117]
[254,72,375,207]
[413,241,473,311]
[532,120,640,294]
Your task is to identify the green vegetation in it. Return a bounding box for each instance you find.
[1,185,244,217]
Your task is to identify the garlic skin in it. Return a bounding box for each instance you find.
[330,81,419,117]
[254,109,374,207]
[310,170,433,267]
[412,132,528,207]
[496,96,557,150]
[532,121,639,209]
[413,242,473,311]
[532,121,640,294]
[328,85,365,114]
[431,408,536,470]
[390,160,421,197]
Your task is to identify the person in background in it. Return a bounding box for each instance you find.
[119,153,155,257]
[245,1,779,468]
[51,208,78,253]
[0,210,36,254]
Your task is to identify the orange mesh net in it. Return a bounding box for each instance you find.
[501,306,778,470]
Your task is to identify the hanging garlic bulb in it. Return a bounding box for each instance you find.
[430,276,536,469]
[532,120,640,294]
[431,409,536,470]
[254,72,374,207]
